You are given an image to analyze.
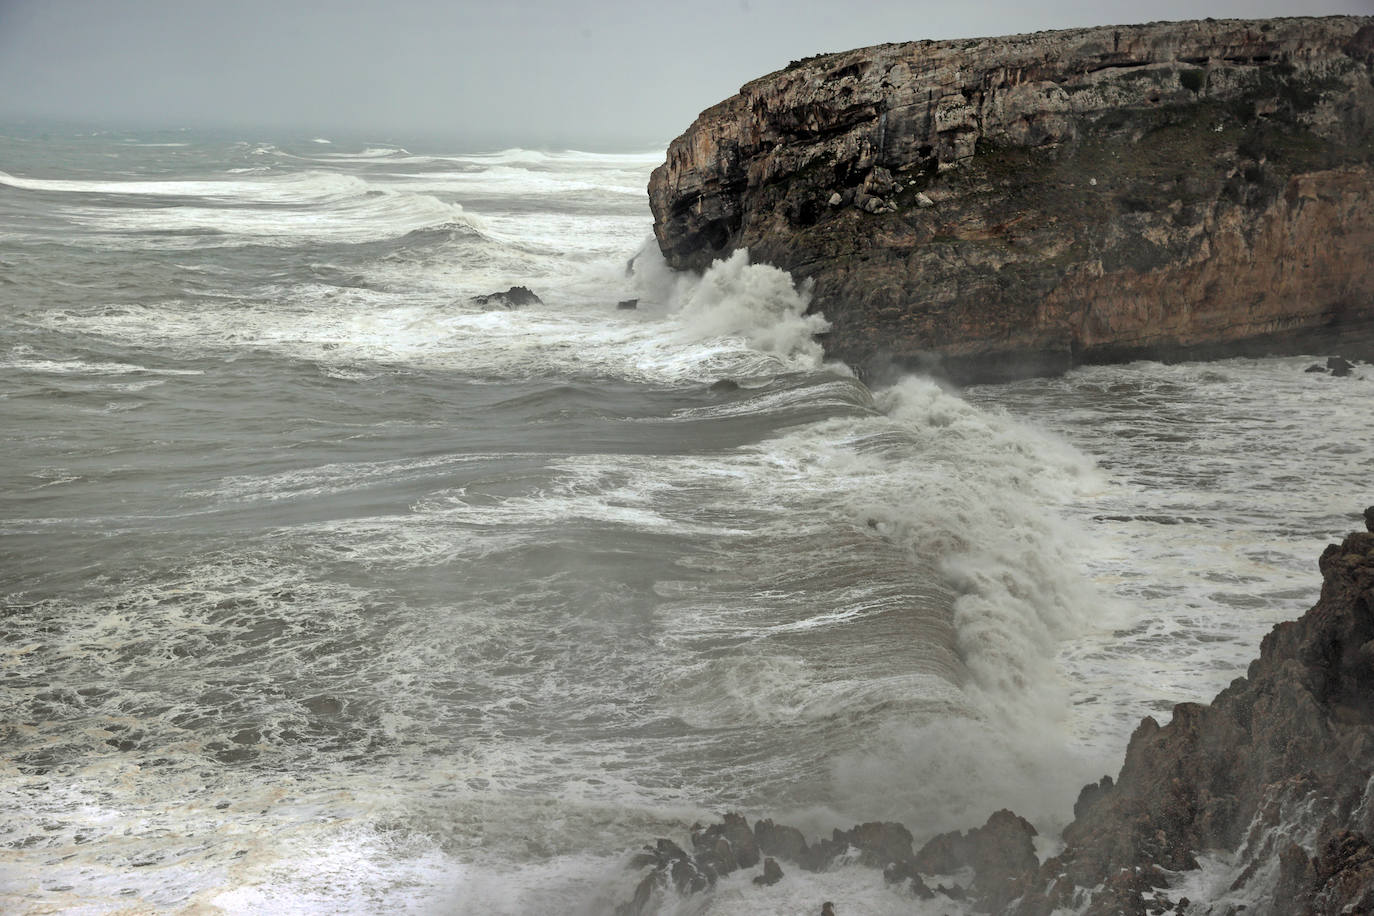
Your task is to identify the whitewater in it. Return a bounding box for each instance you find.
[1,126,1369,915]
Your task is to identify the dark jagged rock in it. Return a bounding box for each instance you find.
[691,812,759,873]
[617,298,639,310]
[1072,774,1115,820]
[468,286,542,308]
[1307,363,1330,373]
[617,838,713,916]
[882,859,936,899]
[836,821,914,869]
[754,817,809,862]
[649,17,1374,383]
[913,809,1038,910]
[1012,517,1374,914]
[753,856,784,886]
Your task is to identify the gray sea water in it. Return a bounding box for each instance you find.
[1,126,1369,914]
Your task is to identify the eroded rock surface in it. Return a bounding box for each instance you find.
[649,17,1374,382]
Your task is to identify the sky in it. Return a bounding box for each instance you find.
[0,0,1369,150]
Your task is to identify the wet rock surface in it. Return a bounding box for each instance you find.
[468,286,542,308]
[618,510,1374,913]
[649,17,1374,383]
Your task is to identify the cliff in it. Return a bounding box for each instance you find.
[648,17,1374,382]
[617,510,1374,913]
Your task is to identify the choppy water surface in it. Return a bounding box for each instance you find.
[1,127,1369,914]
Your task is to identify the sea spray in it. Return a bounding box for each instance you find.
[669,249,830,365]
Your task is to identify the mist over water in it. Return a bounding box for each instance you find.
[1,126,1369,914]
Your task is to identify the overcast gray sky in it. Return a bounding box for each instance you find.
[0,0,1368,149]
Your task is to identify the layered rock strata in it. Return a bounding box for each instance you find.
[617,510,1374,913]
[649,17,1374,382]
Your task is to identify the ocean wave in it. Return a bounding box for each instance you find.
[312,145,412,160]
[47,175,481,246]
[0,168,368,203]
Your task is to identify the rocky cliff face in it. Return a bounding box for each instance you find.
[649,17,1374,382]
[617,512,1374,913]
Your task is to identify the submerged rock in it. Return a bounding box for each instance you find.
[648,16,1374,383]
[468,286,542,308]
[616,298,639,310]
[1328,355,1356,376]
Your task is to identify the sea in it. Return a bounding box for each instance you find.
[1,125,1369,915]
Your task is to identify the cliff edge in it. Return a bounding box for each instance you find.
[648,17,1374,382]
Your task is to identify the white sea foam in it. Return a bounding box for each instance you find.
[968,358,1374,757]
[0,168,364,202]
[382,164,649,198]
[0,355,204,376]
[688,376,1120,834]
[670,249,830,366]
[34,244,836,385]
[651,860,974,915]
[2,167,484,247]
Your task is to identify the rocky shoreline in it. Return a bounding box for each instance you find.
[648,16,1374,383]
[618,509,1374,914]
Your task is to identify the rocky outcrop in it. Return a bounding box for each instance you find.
[1011,514,1374,915]
[617,511,1374,912]
[649,17,1374,382]
[468,286,542,308]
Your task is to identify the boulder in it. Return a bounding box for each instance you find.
[913,809,1037,910]
[837,821,914,869]
[753,856,784,886]
[468,286,542,308]
[754,818,808,861]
